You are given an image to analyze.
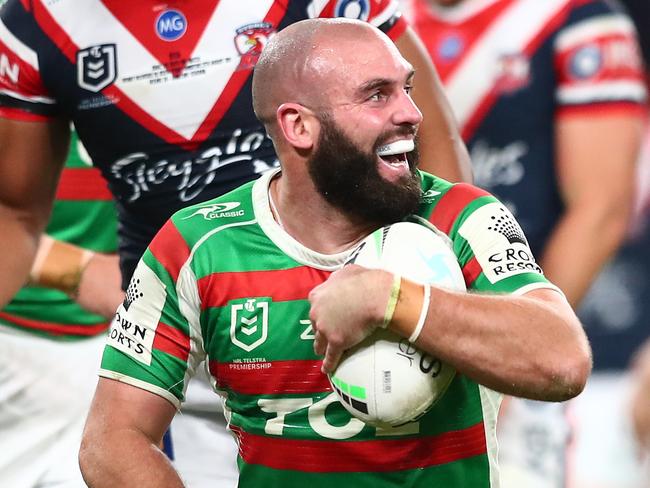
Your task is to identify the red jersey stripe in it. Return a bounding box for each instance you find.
[0,311,109,336]
[232,422,487,472]
[55,167,113,201]
[556,102,649,119]
[148,220,190,282]
[210,359,330,395]
[428,183,490,234]
[152,320,190,362]
[198,267,331,308]
[462,256,483,287]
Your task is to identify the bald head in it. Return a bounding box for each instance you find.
[252,18,400,128]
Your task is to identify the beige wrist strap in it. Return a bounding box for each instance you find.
[30,235,95,296]
[387,277,429,344]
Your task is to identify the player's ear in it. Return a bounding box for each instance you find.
[276,103,317,150]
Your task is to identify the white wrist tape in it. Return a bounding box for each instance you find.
[408,285,430,344]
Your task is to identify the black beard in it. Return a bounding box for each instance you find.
[307,114,422,227]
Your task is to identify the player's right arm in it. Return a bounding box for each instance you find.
[84,216,205,485]
[0,118,70,306]
[79,378,183,488]
[0,3,72,306]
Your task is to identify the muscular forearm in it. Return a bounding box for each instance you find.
[389,279,591,401]
[80,429,183,488]
[0,208,42,306]
[539,201,630,308]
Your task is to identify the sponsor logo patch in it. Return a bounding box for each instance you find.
[155,9,188,42]
[459,202,541,283]
[183,202,245,220]
[495,53,530,94]
[107,262,166,364]
[77,44,117,93]
[335,0,370,21]
[569,44,603,79]
[235,23,275,70]
[230,298,270,352]
[438,34,464,62]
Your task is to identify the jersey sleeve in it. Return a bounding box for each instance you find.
[553,0,647,117]
[311,0,407,40]
[99,219,204,409]
[0,1,59,121]
[426,182,562,296]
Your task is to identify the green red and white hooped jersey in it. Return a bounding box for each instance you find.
[100,169,560,487]
[0,130,118,339]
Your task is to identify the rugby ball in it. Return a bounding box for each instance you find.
[329,220,466,427]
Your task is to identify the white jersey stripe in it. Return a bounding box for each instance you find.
[555,15,637,51]
[557,81,647,104]
[444,0,569,131]
[0,87,56,104]
[0,18,39,70]
[41,0,275,141]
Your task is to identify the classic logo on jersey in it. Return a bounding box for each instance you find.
[235,23,275,70]
[155,9,188,42]
[459,202,541,283]
[335,0,370,21]
[183,202,245,220]
[420,189,441,204]
[230,298,270,352]
[77,44,117,93]
[107,263,166,365]
[495,53,530,94]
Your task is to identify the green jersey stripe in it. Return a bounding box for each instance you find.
[232,422,486,472]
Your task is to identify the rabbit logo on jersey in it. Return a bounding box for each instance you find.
[458,202,541,284]
[107,262,166,365]
[230,298,270,352]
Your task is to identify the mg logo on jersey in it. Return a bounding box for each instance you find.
[77,44,117,93]
[230,298,270,352]
[335,0,370,21]
[235,23,275,70]
[156,9,188,42]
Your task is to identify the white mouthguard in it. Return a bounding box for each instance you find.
[376,139,415,157]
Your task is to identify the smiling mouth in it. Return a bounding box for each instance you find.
[376,139,414,166]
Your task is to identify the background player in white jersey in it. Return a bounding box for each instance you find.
[79,18,591,487]
[0,1,472,485]
[401,0,647,486]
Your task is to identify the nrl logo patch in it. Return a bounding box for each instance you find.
[77,44,117,93]
[183,202,245,220]
[230,298,270,352]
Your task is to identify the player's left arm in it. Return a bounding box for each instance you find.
[394,27,473,183]
[542,3,647,306]
[309,266,591,402]
[540,113,645,307]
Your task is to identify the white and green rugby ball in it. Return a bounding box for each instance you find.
[329,220,466,427]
